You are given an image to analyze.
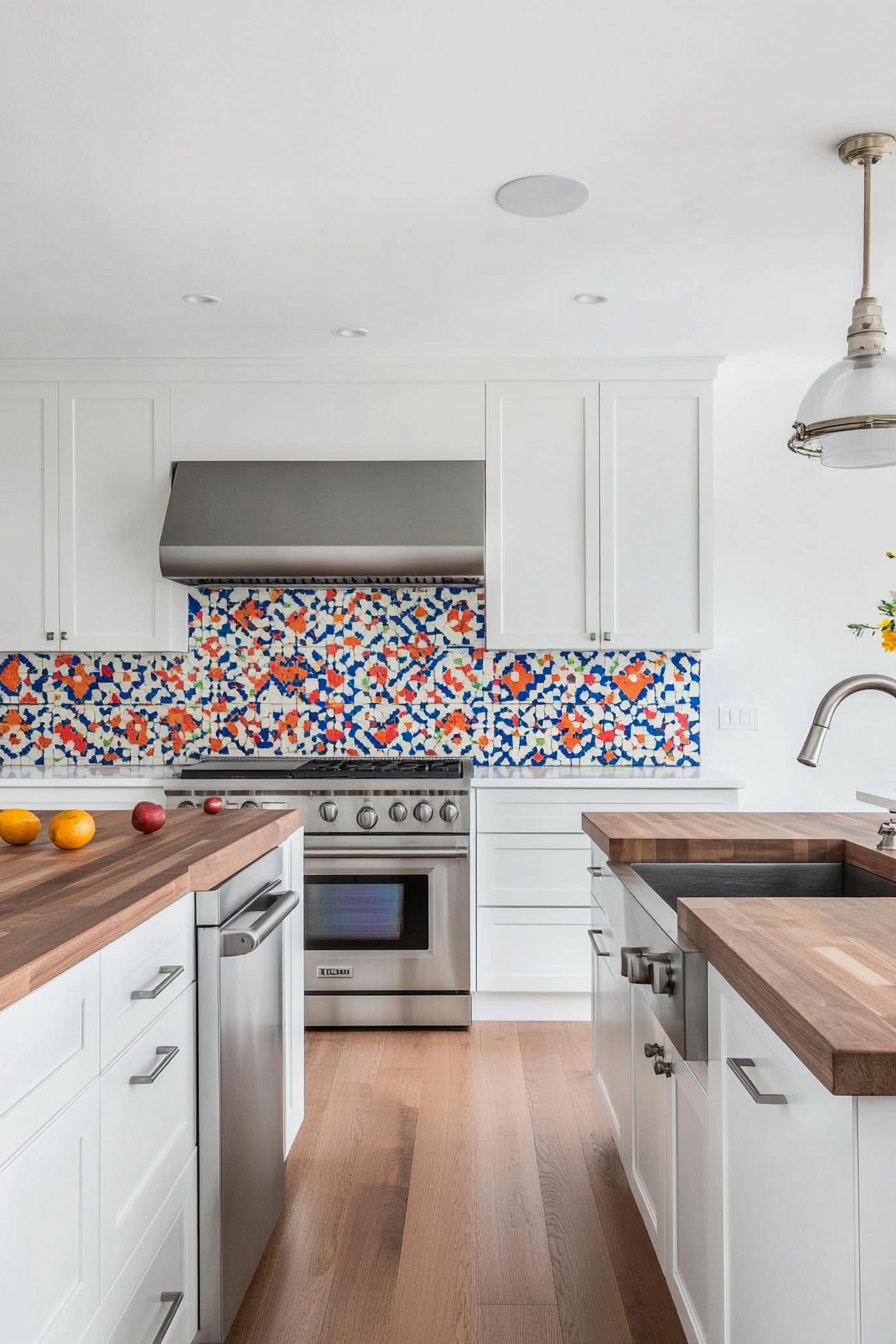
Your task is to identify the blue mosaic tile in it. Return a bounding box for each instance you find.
[0,704,53,763]
[0,654,51,703]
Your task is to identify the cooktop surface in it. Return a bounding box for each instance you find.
[178,756,467,782]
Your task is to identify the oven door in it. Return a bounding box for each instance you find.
[303,835,470,994]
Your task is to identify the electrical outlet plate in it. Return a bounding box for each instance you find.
[718,704,759,731]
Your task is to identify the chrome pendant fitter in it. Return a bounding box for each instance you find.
[166,757,472,1028]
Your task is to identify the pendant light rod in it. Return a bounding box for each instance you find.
[862,156,873,298]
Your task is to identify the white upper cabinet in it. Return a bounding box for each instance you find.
[170,381,485,459]
[58,386,187,652]
[486,377,713,651]
[485,382,600,650]
[599,381,712,650]
[0,385,59,653]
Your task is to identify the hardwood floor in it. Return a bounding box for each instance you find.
[226,1023,686,1344]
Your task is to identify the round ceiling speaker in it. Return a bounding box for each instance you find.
[495,175,590,217]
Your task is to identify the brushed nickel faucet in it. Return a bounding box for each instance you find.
[798,674,896,767]
[799,674,896,849]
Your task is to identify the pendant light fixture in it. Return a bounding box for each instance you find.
[789,132,896,468]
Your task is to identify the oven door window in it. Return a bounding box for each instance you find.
[304,872,430,951]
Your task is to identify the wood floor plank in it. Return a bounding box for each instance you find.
[554,1022,687,1344]
[225,1029,387,1344]
[473,1022,556,1306]
[314,1030,425,1344]
[388,1029,477,1344]
[477,1303,565,1344]
[518,1022,633,1344]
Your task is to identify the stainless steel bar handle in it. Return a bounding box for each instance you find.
[152,1291,184,1344]
[306,848,468,860]
[588,929,610,956]
[220,887,301,957]
[131,964,184,1000]
[587,865,606,876]
[130,1045,179,1085]
[727,1056,788,1105]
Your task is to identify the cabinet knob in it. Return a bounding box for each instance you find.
[648,954,674,995]
[46,631,55,641]
[653,1057,673,1078]
[60,631,68,641]
[643,1042,664,1059]
[589,632,596,641]
[603,631,613,642]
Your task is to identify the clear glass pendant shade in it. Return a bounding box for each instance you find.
[797,353,896,467]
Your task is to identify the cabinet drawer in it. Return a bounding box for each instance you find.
[0,955,100,1166]
[100,895,195,1069]
[478,907,592,992]
[100,985,196,1289]
[102,1151,198,1344]
[478,833,593,907]
[0,1083,100,1344]
[476,788,738,833]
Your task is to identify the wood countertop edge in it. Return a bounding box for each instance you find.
[0,810,301,1012]
[679,898,896,1096]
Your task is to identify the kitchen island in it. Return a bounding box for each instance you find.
[582,809,896,1344]
[0,806,300,1008]
[0,807,302,1344]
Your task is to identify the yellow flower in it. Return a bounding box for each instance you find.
[881,622,896,652]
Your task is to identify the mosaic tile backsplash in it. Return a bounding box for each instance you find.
[0,588,700,766]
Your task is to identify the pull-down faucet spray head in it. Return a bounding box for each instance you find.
[798,674,896,766]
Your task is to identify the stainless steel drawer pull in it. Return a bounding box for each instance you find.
[727,1056,788,1105]
[153,1291,184,1344]
[131,964,184,1000]
[588,928,611,957]
[130,1045,179,1085]
[587,865,605,876]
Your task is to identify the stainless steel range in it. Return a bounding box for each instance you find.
[166,757,472,1028]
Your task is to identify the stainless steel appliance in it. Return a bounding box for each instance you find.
[168,757,472,1028]
[159,459,485,584]
[195,847,300,1344]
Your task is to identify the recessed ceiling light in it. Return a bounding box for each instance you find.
[334,327,369,338]
[495,175,590,217]
[574,293,608,305]
[182,293,220,305]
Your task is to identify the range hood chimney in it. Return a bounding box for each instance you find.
[160,460,485,586]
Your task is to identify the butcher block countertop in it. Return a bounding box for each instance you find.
[583,811,896,1095]
[0,808,300,1011]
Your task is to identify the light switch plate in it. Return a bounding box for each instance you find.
[718,704,759,731]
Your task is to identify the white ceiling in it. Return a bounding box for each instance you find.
[4,0,896,358]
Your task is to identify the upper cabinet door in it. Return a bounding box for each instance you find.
[0,385,59,652]
[58,386,187,653]
[486,383,600,650]
[599,381,713,650]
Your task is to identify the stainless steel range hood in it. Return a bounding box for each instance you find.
[159,460,485,585]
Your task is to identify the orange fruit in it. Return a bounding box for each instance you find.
[48,809,96,851]
[0,808,41,846]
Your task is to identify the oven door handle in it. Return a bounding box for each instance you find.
[305,847,469,860]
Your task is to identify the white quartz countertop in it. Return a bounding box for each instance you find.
[470,765,744,788]
[0,763,744,791]
[0,765,180,786]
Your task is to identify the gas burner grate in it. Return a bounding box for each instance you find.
[178,756,466,782]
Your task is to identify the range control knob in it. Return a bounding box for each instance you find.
[440,801,460,823]
[177,800,197,809]
[648,955,674,995]
[413,801,433,823]
[389,801,408,822]
[241,800,259,809]
[319,802,339,823]
[357,806,379,830]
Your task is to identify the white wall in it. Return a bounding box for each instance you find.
[703,353,896,810]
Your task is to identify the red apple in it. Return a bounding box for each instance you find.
[203,796,224,814]
[131,801,166,834]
